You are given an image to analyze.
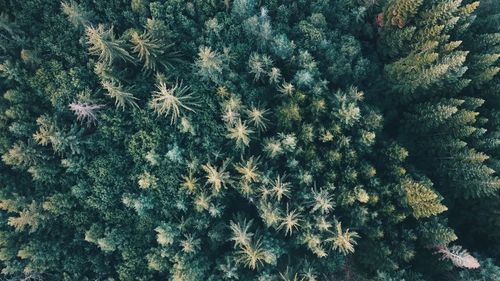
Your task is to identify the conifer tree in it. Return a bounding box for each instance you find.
[85,25,134,66]
[61,0,93,28]
[401,98,499,197]
[130,30,162,71]
[445,0,500,260]
[149,79,196,124]
[403,178,447,218]
[380,0,472,101]
[378,0,499,273]
[101,79,139,110]
[0,0,498,280]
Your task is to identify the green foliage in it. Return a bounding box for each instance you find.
[0,0,499,280]
[101,79,139,110]
[195,46,225,84]
[61,0,93,28]
[149,79,196,124]
[380,0,473,101]
[130,30,163,71]
[403,178,447,219]
[85,25,134,66]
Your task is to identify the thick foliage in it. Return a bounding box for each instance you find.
[0,0,498,280]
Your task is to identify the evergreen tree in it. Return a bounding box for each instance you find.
[378,0,499,268]
[0,0,498,280]
[85,25,134,66]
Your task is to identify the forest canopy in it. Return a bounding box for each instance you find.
[0,0,499,280]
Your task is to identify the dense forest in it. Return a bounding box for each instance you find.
[0,0,499,280]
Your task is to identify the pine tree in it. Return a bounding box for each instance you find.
[1,0,499,279]
[101,79,139,110]
[326,221,360,255]
[226,119,253,149]
[85,25,134,66]
[149,79,196,124]
[61,0,93,28]
[130,30,163,71]
[195,46,225,84]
